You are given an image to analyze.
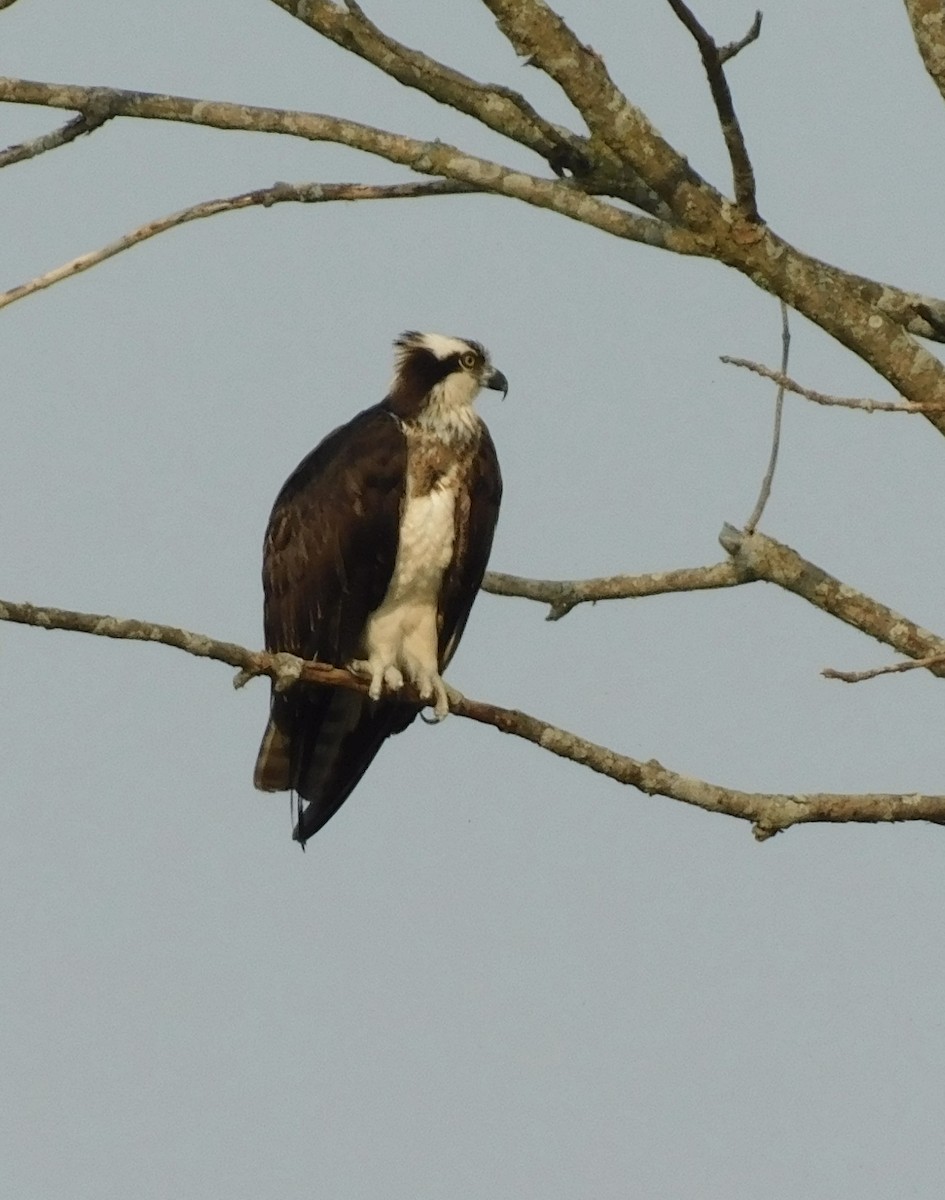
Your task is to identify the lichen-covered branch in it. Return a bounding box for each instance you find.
[720,525,945,675]
[5,9,945,422]
[486,527,945,680]
[0,110,110,169]
[482,561,748,618]
[0,179,478,312]
[904,0,945,104]
[478,5,945,431]
[273,0,582,168]
[482,0,706,212]
[0,76,688,253]
[270,0,670,217]
[3,594,945,839]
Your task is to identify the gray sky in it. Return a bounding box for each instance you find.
[4,2,945,1196]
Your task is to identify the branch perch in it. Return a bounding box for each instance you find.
[2,595,945,839]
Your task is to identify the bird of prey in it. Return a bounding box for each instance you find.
[253,331,506,845]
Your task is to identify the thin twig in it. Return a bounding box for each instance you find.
[744,301,790,532]
[721,357,945,412]
[718,11,763,64]
[0,111,110,169]
[664,0,760,218]
[0,179,477,312]
[482,560,748,619]
[824,654,945,684]
[4,595,945,838]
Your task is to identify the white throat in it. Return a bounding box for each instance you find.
[417,373,483,444]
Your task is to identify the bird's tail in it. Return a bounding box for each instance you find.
[253,718,292,792]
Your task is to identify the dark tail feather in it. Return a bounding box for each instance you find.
[253,718,291,792]
[256,689,420,847]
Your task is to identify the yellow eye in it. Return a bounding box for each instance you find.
[459,351,477,369]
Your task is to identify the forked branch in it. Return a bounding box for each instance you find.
[665,0,761,217]
[0,110,110,169]
[483,561,749,619]
[271,0,670,215]
[722,357,945,413]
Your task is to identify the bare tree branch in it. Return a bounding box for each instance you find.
[0,179,478,312]
[477,6,945,435]
[718,10,763,64]
[903,0,945,104]
[744,302,789,532]
[482,561,749,619]
[665,0,760,218]
[0,110,110,169]
[824,653,945,684]
[482,0,706,209]
[720,525,945,674]
[835,278,945,343]
[272,0,582,170]
[487,527,945,684]
[0,76,690,253]
[721,356,945,413]
[5,50,945,426]
[271,0,671,216]
[3,595,945,839]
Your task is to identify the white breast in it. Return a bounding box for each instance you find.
[360,468,459,684]
[390,484,457,601]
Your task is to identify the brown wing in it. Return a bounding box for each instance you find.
[253,404,418,844]
[437,424,503,668]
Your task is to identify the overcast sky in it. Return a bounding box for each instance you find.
[4,2,945,1197]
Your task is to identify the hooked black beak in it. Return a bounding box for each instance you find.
[485,366,509,399]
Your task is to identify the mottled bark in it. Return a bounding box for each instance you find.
[904,0,945,103]
[5,2,945,838]
[0,77,685,253]
[3,596,945,839]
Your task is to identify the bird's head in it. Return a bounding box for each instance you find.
[387,331,508,431]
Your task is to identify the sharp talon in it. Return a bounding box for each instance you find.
[431,678,450,720]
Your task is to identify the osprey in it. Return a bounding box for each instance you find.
[254,331,506,845]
